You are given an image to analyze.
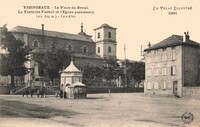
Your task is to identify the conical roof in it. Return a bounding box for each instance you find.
[62,60,80,73]
[69,81,86,87]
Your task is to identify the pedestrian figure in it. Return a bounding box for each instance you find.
[37,89,40,97]
[22,92,25,97]
[64,91,67,98]
[31,90,34,97]
[40,89,44,98]
[60,90,63,98]
[108,89,111,97]
[55,91,59,97]
[26,91,29,97]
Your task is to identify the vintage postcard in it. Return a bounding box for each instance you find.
[0,0,200,127]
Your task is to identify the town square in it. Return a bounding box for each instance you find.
[0,93,200,127]
[1,0,200,127]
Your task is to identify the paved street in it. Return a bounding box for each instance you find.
[0,93,200,127]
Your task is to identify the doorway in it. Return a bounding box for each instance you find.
[173,81,178,95]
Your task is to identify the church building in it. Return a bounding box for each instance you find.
[1,23,117,85]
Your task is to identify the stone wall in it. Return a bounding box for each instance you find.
[182,86,200,99]
[183,46,200,86]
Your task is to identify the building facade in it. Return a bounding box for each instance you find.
[144,32,200,97]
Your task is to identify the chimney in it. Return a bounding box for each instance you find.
[183,31,190,42]
[42,24,44,36]
[41,24,44,47]
[148,42,151,47]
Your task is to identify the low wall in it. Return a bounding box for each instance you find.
[87,87,144,94]
[182,86,200,99]
[0,86,18,94]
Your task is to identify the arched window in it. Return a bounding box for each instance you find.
[67,44,72,51]
[108,46,111,53]
[108,32,111,38]
[83,46,88,53]
[51,42,56,50]
[98,32,100,38]
[33,40,39,49]
[98,47,100,53]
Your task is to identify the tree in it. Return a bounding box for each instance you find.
[32,47,71,84]
[126,61,145,87]
[0,25,30,86]
[102,59,123,86]
[82,66,103,79]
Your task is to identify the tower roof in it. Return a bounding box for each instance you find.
[62,60,80,73]
[78,22,92,37]
[94,23,117,30]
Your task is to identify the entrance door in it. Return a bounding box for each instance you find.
[173,81,178,95]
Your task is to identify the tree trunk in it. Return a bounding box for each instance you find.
[11,74,15,86]
[51,77,54,85]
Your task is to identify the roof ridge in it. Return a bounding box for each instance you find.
[172,34,183,42]
[145,34,200,51]
[10,25,94,42]
[11,25,81,37]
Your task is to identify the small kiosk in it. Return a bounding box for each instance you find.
[60,59,87,99]
[68,82,87,99]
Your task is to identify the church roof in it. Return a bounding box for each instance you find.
[145,34,200,51]
[62,60,81,73]
[73,53,102,59]
[10,26,94,43]
[94,23,117,30]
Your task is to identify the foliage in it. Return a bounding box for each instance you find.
[82,66,103,79]
[102,59,123,84]
[82,59,123,86]
[0,25,30,86]
[125,60,145,86]
[32,47,71,83]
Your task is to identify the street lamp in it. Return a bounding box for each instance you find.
[124,44,127,92]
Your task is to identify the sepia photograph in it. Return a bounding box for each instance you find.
[0,0,200,127]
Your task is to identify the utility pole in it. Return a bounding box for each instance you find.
[124,44,127,92]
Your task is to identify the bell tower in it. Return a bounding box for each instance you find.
[94,24,117,59]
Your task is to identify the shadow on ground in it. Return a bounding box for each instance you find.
[0,99,77,119]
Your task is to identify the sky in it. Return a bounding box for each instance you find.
[0,0,200,61]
